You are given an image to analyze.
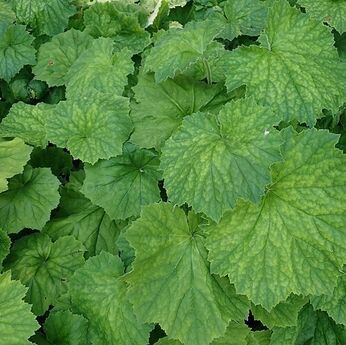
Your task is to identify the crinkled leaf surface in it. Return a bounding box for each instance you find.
[125,203,249,345]
[32,29,93,87]
[0,228,10,267]
[0,102,54,147]
[225,0,346,125]
[130,73,226,149]
[0,166,60,233]
[81,143,162,220]
[247,331,271,345]
[44,186,126,257]
[0,137,32,193]
[312,274,346,326]
[0,271,39,345]
[46,93,132,164]
[298,0,346,33]
[4,233,85,315]
[0,0,15,25]
[44,310,89,345]
[144,19,221,82]
[161,97,282,222]
[0,23,36,82]
[69,252,151,345]
[206,128,346,310]
[12,0,76,36]
[65,38,134,99]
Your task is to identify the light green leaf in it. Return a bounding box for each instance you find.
[0,102,54,147]
[0,23,36,82]
[32,29,93,87]
[130,73,227,149]
[144,20,221,82]
[161,97,282,222]
[46,93,132,164]
[298,0,346,33]
[81,143,162,220]
[69,252,151,345]
[270,304,346,345]
[12,0,76,36]
[247,331,271,345]
[220,0,268,40]
[225,0,346,125]
[65,38,134,99]
[206,128,346,310]
[4,233,85,315]
[0,228,10,267]
[0,0,15,25]
[311,274,346,326]
[44,310,89,345]
[0,137,32,193]
[0,271,39,345]
[125,203,249,345]
[44,186,127,257]
[0,166,60,233]
[252,295,307,328]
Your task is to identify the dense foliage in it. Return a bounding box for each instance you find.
[0,0,346,344]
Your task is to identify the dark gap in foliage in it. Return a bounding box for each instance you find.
[246,310,267,331]
[149,323,166,344]
[159,180,168,202]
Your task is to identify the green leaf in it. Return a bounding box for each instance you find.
[46,93,132,164]
[0,228,10,267]
[219,0,268,40]
[81,143,162,220]
[65,38,134,99]
[0,166,60,233]
[130,73,227,149]
[4,233,85,315]
[44,185,127,257]
[161,97,282,222]
[0,0,15,25]
[12,0,76,36]
[298,0,346,33]
[0,102,54,147]
[0,137,32,193]
[270,304,346,345]
[0,271,39,345]
[125,203,249,345]
[252,295,307,328]
[206,128,346,310]
[0,23,36,82]
[44,310,89,345]
[144,19,221,82]
[311,274,346,326]
[225,0,346,125]
[247,331,271,345]
[32,29,93,87]
[69,252,151,345]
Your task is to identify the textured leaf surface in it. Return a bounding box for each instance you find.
[65,38,134,99]
[4,233,85,315]
[69,252,151,345]
[44,186,126,257]
[125,203,249,345]
[0,166,60,233]
[12,0,76,36]
[0,102,54,147]
[0,137,32,193]
[44,310,89,345]
[81,143,162,220]
[225,0,346,124]
[0,228,10,267]
[161,98,282,222]
[0,24,36,82]
[206,128,346,309]
[298,0,346,33]
[0,0,15,25]
[0,271,39,345]
[312,274,346,326]
[32,29,93,87]
[130,73,226,149]
[144,20,221,82]
[46,93,132,164]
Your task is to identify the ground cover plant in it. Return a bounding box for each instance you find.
[0,0,346,344]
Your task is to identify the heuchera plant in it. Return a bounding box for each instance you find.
[0,0,346,344]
